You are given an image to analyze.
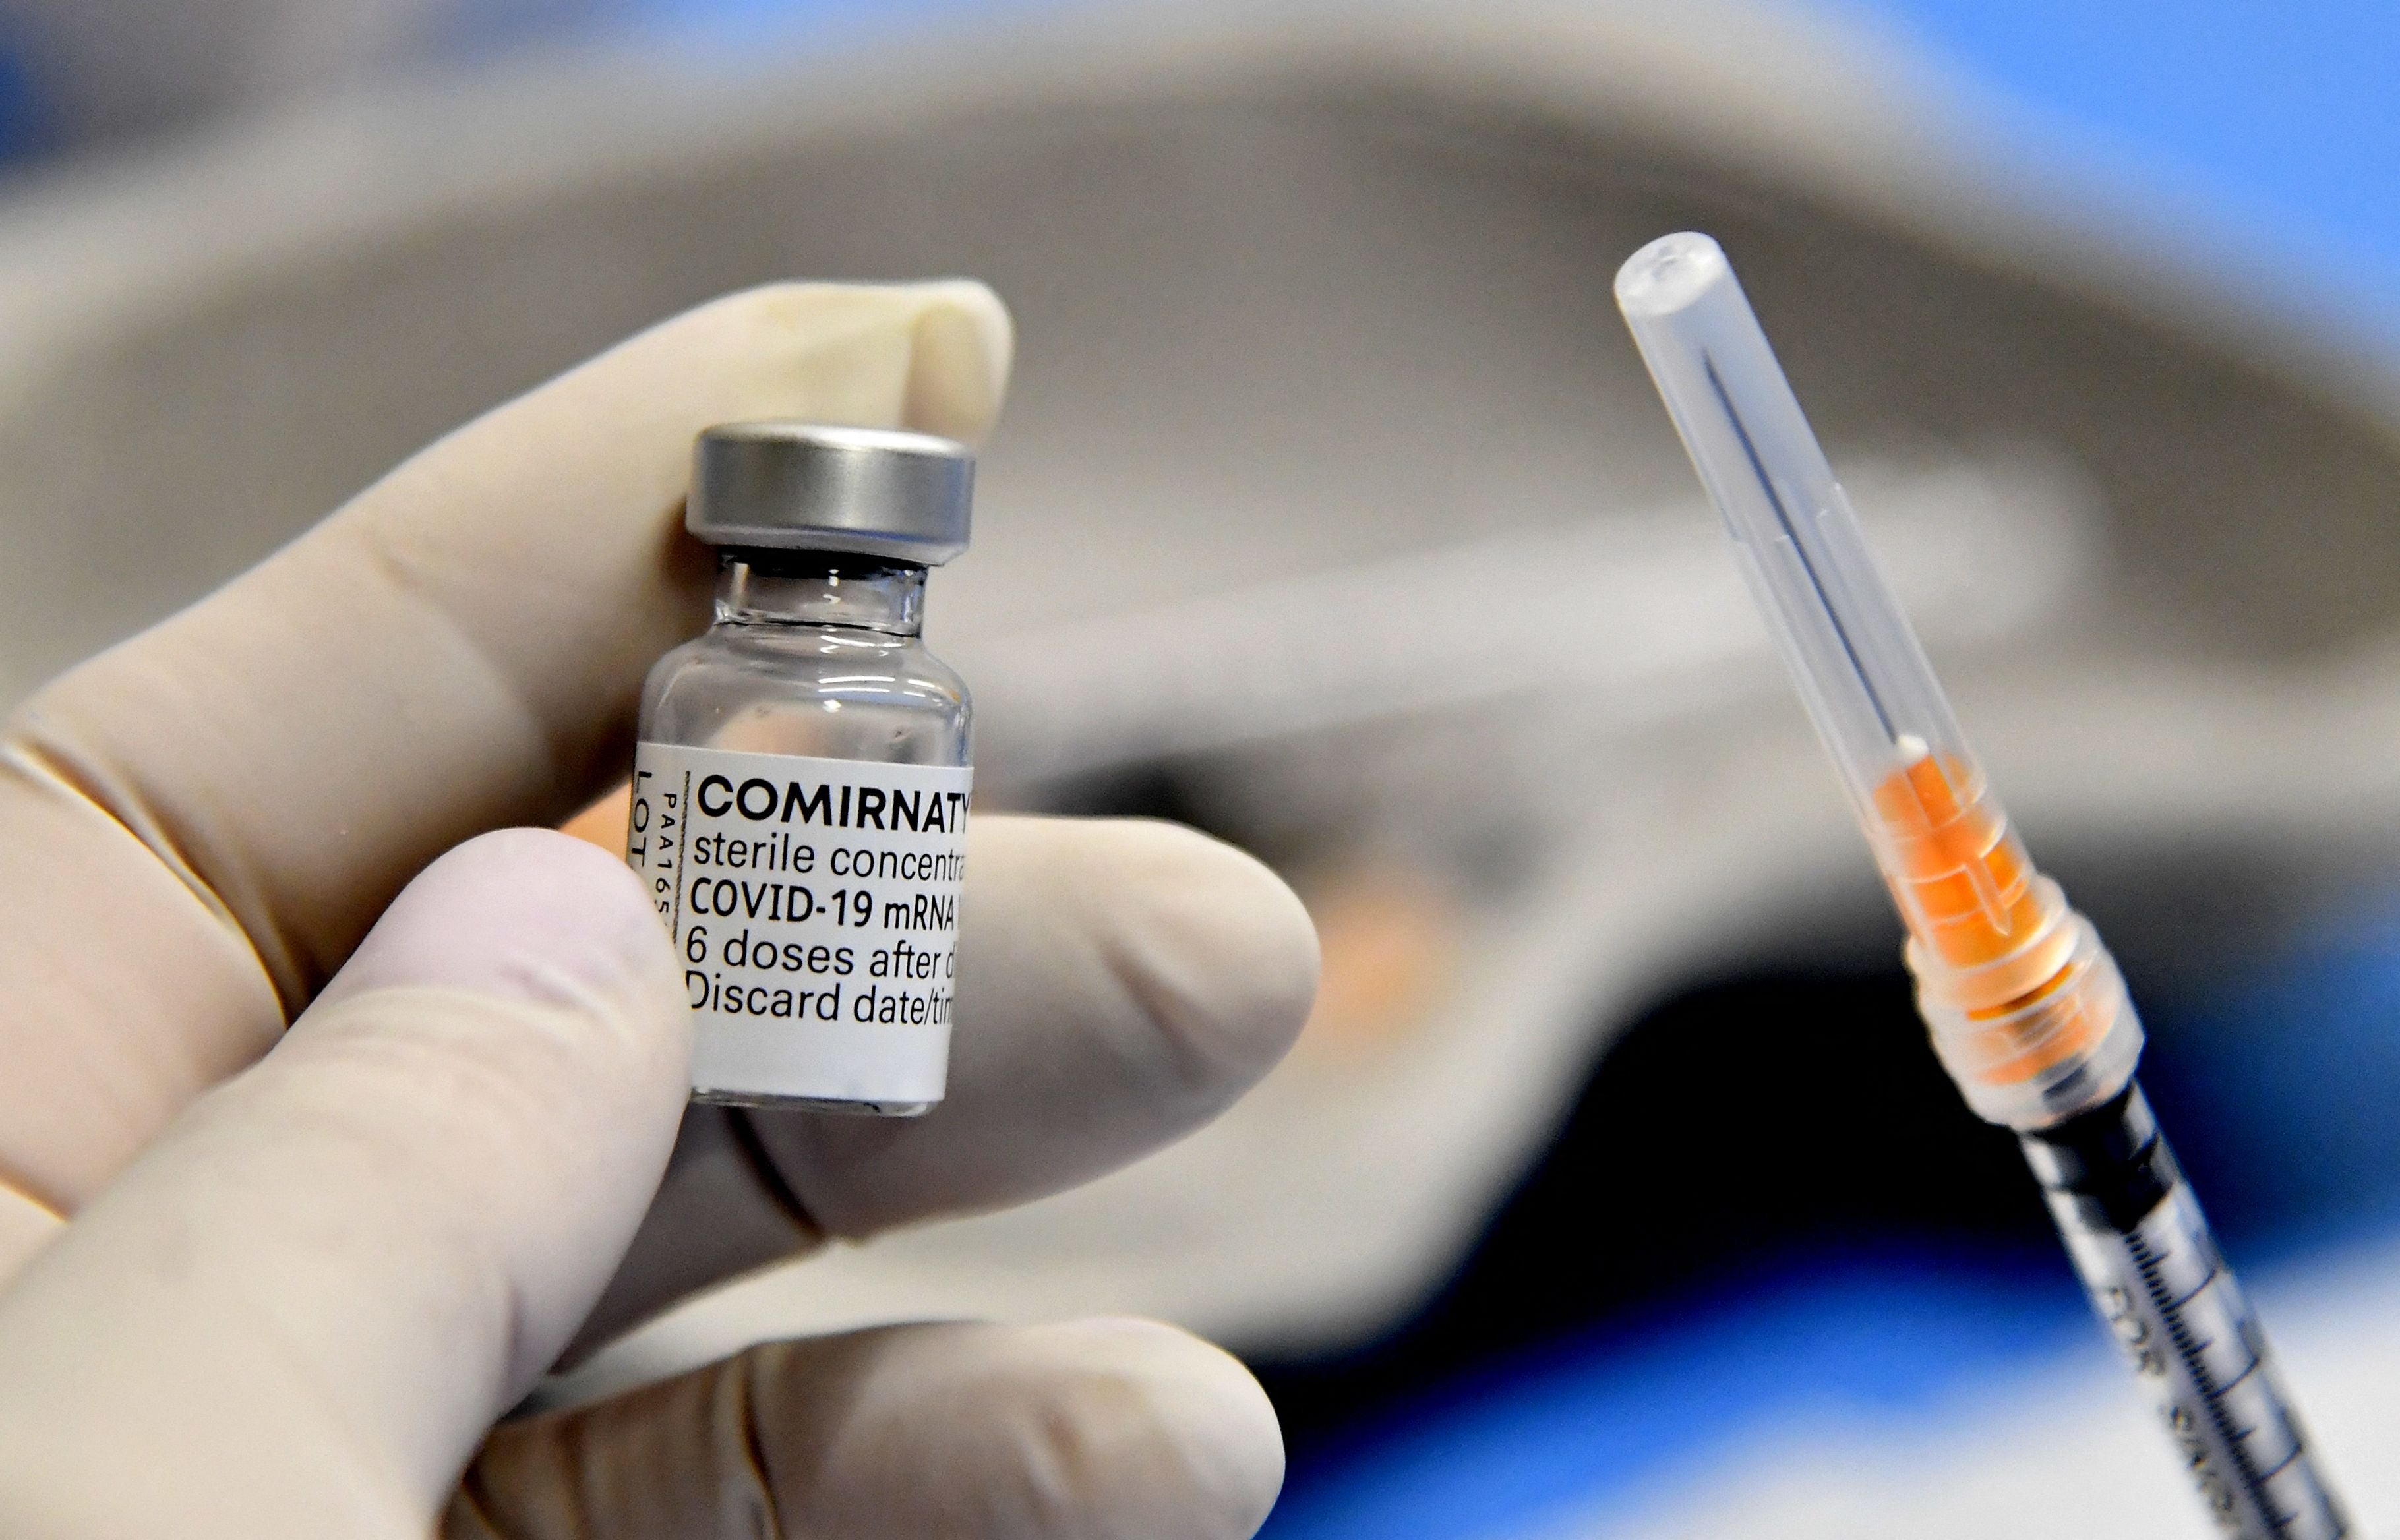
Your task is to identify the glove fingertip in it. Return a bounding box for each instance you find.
[1096,819,1323,1098]
[903,279,1015,444]
[1042,1317,1288,1539]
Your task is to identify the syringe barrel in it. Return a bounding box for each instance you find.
[2024,1086,2351,1537]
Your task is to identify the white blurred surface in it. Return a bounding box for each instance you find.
[1580,1241,2400,1539]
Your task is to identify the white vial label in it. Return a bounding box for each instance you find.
[626,743,971,1107]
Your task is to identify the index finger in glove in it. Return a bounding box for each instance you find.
[0,281,1009,1213]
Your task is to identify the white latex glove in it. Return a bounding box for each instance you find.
[0,282,1319,1536]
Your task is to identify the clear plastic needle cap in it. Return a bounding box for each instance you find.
[1615,233,2141,1130]
[1614,231,1969,815]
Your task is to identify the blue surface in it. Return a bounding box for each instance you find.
[2142,895,2400,1249]
[1843,1,2400,301]
[592,0,998,57]
[0,15,58,164]
[1261,1253,2096,1540]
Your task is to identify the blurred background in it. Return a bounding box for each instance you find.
[5,1,2400,1535]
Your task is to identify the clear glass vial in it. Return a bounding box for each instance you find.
[630,422,974,1114]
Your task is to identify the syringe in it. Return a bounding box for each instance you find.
[1614,231,2349,1538]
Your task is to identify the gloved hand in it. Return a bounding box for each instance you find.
[0,281,1319,1537]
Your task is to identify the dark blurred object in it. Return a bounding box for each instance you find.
[1854,0,2400,303]
[0,0,591,154]
[1255,962,2057,1456]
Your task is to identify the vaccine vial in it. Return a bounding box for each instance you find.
[627,422,973,1114]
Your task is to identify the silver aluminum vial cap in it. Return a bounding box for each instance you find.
[688,421,973,565]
